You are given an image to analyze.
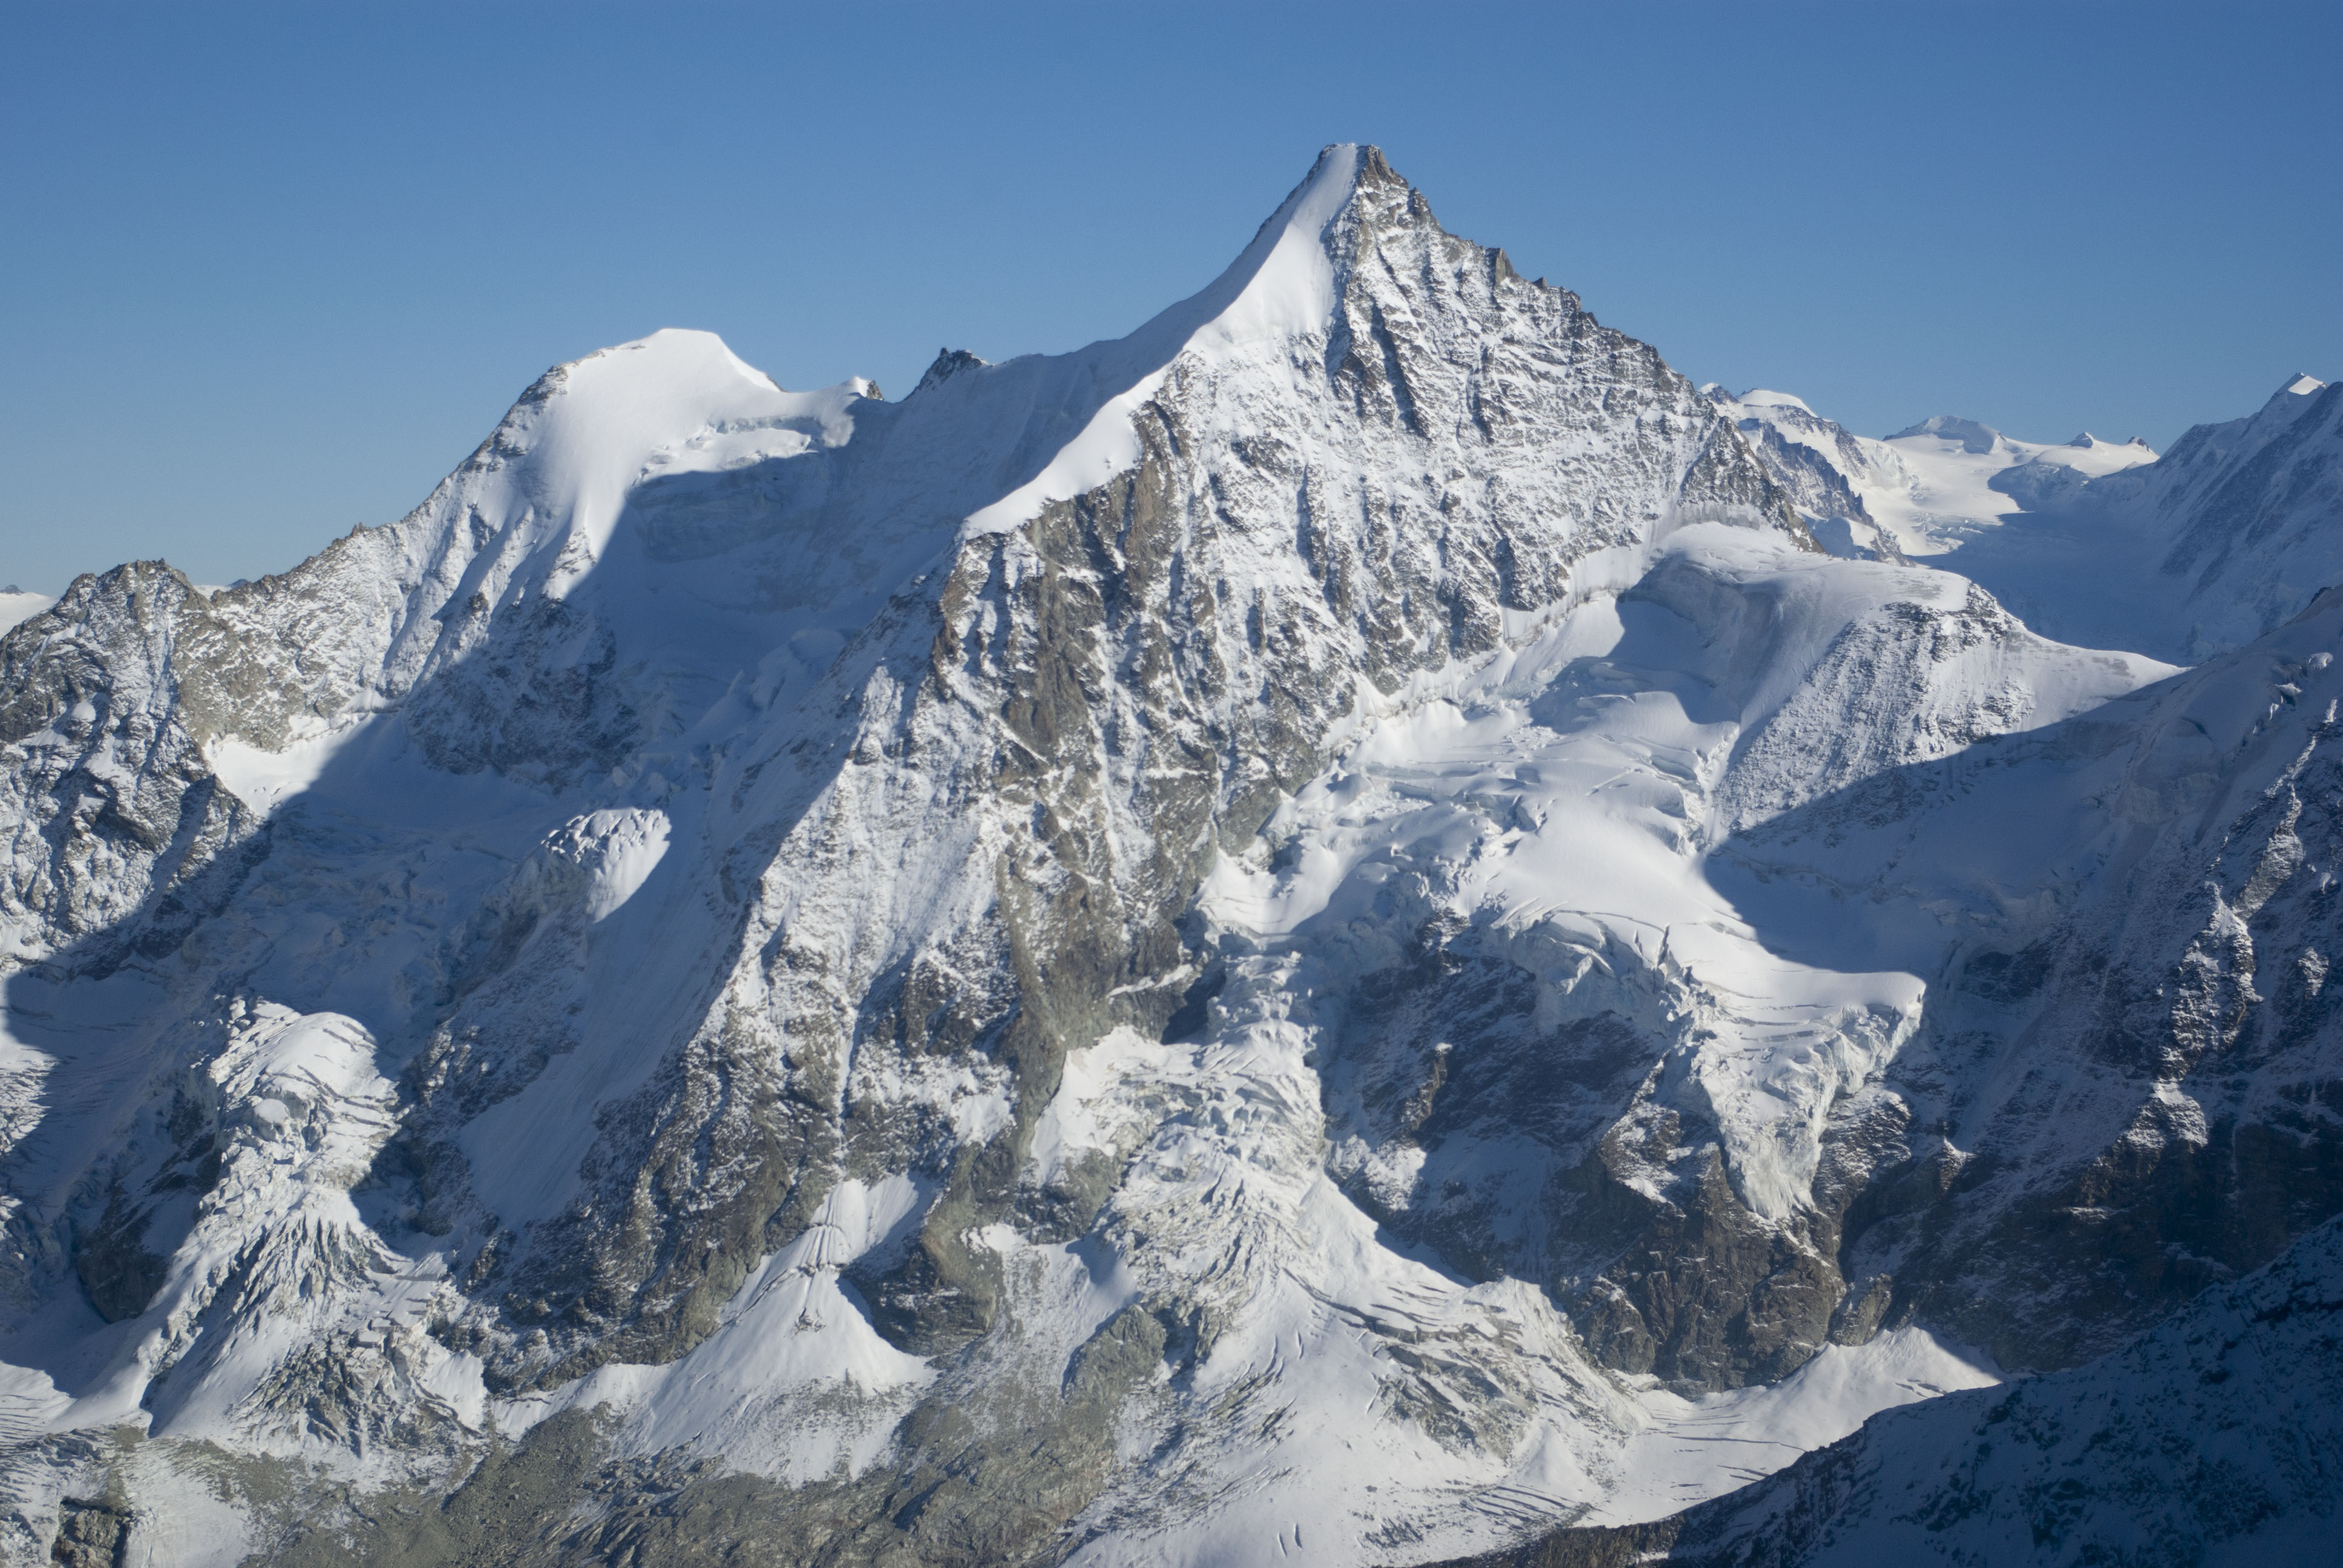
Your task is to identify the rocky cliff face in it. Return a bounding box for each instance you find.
[0,147,2338,1567]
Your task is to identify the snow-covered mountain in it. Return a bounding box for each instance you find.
[1712,373,2343,667]
[1705,387,2156,560]
[2,146,2339,1566]
[1956,372,2343,661]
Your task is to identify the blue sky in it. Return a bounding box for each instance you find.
[4,1,2338,592]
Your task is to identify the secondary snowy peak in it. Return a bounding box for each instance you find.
[1726,389,1817,413]
[1705,387,1902,558]
[1887,413,2003,454]
[487,328,822,552]
[373,325,882,644]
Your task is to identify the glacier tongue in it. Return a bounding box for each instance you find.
[1,145,2339,1566]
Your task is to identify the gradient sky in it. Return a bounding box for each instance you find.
[4,1,2338,593]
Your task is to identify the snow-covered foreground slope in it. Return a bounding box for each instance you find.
[0,148,2338,1566]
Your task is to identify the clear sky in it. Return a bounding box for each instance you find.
[4,1,2338,593]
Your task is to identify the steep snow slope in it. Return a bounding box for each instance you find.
[0,146,2335,1567]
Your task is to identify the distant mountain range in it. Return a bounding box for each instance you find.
[1710,370,2342,663]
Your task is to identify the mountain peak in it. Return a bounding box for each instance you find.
[1732,388,1819,415]
[912,347,988,396]
[1890,413,2002,453]
[2246,371,2328,427]
[471,328,811,561]
[961,145,1395,536]
[1351,141,1407,193]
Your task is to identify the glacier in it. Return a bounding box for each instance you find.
[1,145,2339,1566]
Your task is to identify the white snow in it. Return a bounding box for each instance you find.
[205,723,367,815]
[0,592,51,636]
[497,1175,936,1481]
[962,145,1358,538]
[1713,388,2158,557]
[1869,414,2153,552]
[1203,521,2161,1221]
[536,807,672,922]
[499,329,834,575]
[1604,1327,2000,1523]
